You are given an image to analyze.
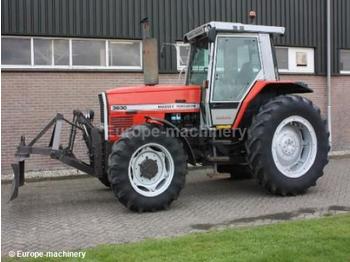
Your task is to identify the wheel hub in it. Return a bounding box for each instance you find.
[139,158,158,179]
[128,143,175,197]
[281,137,297,156]
[276,128,301,161]
[272,116,317,178]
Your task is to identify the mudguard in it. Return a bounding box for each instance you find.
[233,81,313,128]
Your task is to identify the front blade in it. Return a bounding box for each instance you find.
[9,161,25,201]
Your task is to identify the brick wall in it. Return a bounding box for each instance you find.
[1,72,349,175]
[280,75,328,115]
[330,76,350,150]
[1,72,183,175]
[280,75,350,151]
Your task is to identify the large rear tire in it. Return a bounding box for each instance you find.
[246,95,329,195]
[108,124,187,212]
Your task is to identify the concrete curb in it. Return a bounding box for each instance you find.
[329,150,350,159]
[2,150,349,184]
[1,169,90,184]
[1,165,210,184]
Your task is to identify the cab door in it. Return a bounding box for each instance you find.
[208,35,263,127]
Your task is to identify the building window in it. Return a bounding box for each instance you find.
[275,47,288,70]
[72,39,106,66]
[340,49,350,74]
[34,39,52,65]
[1,37,31,65]
[275,46,315,74]
[108,40,142,68]
[176,42,190,71]
[1,36,142,70]
[54,39,70,66]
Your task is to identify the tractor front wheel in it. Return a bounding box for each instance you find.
[108,124,187,212]
[98,175,110,188]
[246,95,329,195]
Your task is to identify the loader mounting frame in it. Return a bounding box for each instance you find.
[10,110,104,201]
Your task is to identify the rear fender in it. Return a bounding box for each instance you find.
[233,81,313,128]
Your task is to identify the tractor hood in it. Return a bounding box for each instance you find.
[104,84,201,141]
[105,84,201,108]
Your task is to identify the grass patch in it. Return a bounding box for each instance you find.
[4,214,350,262]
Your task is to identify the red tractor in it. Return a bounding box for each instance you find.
[10,22,329,212]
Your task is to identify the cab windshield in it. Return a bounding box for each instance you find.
[187,41,209,85]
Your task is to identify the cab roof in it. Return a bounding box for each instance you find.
[184,21,285,42]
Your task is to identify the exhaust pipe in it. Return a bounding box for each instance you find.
[140,17,159,86]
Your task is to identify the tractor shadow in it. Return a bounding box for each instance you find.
[184,174,267,197]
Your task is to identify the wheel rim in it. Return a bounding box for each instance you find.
[128,143,175,197]
[272,115,317,178]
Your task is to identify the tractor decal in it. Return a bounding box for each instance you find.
[111,103,200,112]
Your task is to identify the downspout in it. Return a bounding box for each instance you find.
[326,0,332,148]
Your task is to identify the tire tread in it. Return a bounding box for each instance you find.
[245,95,330,195]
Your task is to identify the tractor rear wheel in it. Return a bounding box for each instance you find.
[108,124,187,212]
[246,95,329,195]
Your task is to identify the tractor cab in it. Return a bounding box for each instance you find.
[184,22,284,128]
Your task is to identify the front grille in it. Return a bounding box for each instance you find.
[98,93,104,123]
[109,116,133,136]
